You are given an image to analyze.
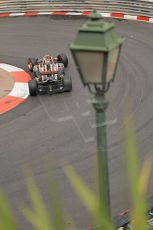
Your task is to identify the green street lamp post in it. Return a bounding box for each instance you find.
[70,11,124,220]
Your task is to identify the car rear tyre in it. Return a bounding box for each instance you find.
[28,79,38,96]
[64,75,72,92]
[57,53,68,67]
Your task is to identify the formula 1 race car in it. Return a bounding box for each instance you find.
[87,197,153,230]
[114,207,153,229]
[27,53,72,96]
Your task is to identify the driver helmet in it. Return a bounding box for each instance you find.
[43,54,53,64]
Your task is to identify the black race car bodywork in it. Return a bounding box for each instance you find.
[87,197,153,229]
[27,53,72,96]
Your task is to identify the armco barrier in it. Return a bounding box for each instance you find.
[0,0,153,22]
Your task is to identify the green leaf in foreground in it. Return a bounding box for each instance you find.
[47,168,67,230]
[64,165,114,230]
[0,190,17,230]
[125,113,152,230]
[20,175,53,230]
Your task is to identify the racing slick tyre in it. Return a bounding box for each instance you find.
[64,75,72,92]
[28,79,38,96]
[27,57,37,72]
[57,53,68,67]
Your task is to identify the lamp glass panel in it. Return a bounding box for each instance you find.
[106,47,119,83]
[75,51,104,83]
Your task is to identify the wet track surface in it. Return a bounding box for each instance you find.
[0,16,153,229]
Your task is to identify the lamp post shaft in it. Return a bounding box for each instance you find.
[70,10,124,226]
[92,95,111,219]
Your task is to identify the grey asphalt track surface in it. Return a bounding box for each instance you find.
[0,16,153,229]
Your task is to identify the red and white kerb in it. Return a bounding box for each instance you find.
[0,12,152,23]
[0,64,31,115]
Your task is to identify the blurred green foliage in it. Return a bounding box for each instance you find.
[0,114,152,230]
